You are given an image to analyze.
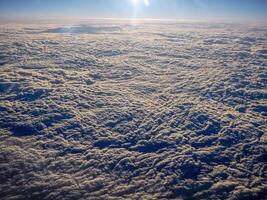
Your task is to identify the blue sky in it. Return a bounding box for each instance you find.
[0,0,267,21]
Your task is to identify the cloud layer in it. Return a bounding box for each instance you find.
[0,21,266,200]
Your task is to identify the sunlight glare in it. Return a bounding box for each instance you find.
[131,0,149,6]
[131,0,140,5]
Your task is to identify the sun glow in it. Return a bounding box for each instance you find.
[131,0,149,6]
[130,0,150,22]
[131,0,140,4]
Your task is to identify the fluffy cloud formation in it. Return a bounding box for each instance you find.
[0,21,266,200]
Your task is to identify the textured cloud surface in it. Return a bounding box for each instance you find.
[0,21,266,200]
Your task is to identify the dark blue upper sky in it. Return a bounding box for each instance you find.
[0,0,267,21]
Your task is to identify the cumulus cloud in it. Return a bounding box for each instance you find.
[0,21,266,200]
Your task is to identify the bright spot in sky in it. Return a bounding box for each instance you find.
[131,0,149,6]
[131,0,139,4]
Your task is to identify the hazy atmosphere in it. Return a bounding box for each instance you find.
[1,0,267,21]
[0,0,266,200]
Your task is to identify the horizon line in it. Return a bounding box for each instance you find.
[1,17,267,25]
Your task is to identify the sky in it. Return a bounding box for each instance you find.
[0,0,267,22]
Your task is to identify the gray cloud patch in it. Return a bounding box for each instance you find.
[0,21,266,200]
[43,24,121,34]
